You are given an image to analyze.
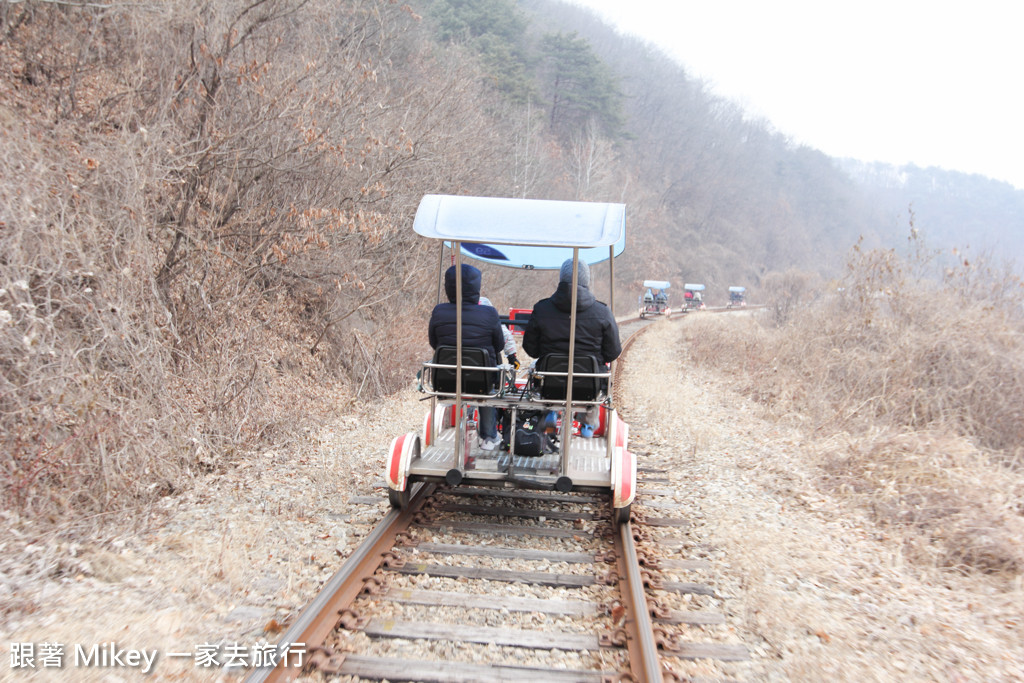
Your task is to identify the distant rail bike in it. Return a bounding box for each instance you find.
[682,283,706,311]
[639,279,671,318]
[727,286,747,308]
[385,195,636,525]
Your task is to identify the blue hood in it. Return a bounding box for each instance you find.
[444,264,482,304]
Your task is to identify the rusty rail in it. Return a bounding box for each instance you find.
[614,519,665,682]
[246,483,436,683]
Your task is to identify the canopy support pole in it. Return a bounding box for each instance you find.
[454,242,464,471]
[607,244,615,402]
[561,248,579,473]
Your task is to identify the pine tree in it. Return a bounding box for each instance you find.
[538,31,624,140]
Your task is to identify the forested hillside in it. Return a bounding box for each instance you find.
[839,159,1024,265]
[518,0,894,286]
[1,0,1016,521]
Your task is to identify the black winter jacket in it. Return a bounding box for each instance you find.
[428,264,505,365]
[523,281,621,364]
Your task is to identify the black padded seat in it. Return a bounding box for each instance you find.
[430,345,496,395]
[533,353,603,402]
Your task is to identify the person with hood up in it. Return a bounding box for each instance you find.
[523,259,621,436]
[523,259,621,366]
[428,263,506,450]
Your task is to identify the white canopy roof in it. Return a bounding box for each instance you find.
[729,286,747,292]
[413,195,626,269]
[684,283,705,291]
[643,280,671,289]
[414,195,624,246]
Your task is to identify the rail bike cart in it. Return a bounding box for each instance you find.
[727,286,747,308]
[506,307,532,336]
[638,279,671,318]
[386,195,636,524]
[682,283,706,311]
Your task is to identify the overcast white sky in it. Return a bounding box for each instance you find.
[569,0,1024,189]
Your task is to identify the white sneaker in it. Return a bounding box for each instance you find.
[480,437,501,451]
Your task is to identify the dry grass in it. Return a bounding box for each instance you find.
[682,239,1024,575]
[818,429,1024,574]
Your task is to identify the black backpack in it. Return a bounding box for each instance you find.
[501,410,556,457]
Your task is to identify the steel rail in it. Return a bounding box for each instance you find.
[610,317,665,681]
[614,520,664,683]
[246,482,436,683]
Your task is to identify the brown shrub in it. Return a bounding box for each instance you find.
[0,0,541,522]
[819,430,1024,575]
[689,248,1024,454]
[683,238,1024,574]
[760,268,823,326]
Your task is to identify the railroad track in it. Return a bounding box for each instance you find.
[247,317,747,683]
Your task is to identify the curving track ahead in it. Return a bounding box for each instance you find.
[246,316,747,683]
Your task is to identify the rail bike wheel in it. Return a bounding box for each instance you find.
[593,404,609,438]
[611,445,636,526]
[422,410,433,448]
[388,487,409,509]
[614,502,632,526]
[386,432,420,509]
[423,404,453,447]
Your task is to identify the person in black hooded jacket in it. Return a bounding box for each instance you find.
[523,259,621,365]
[428,263,506,450]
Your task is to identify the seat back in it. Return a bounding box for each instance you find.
[534,354,603,401]
[431,346,495,395]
